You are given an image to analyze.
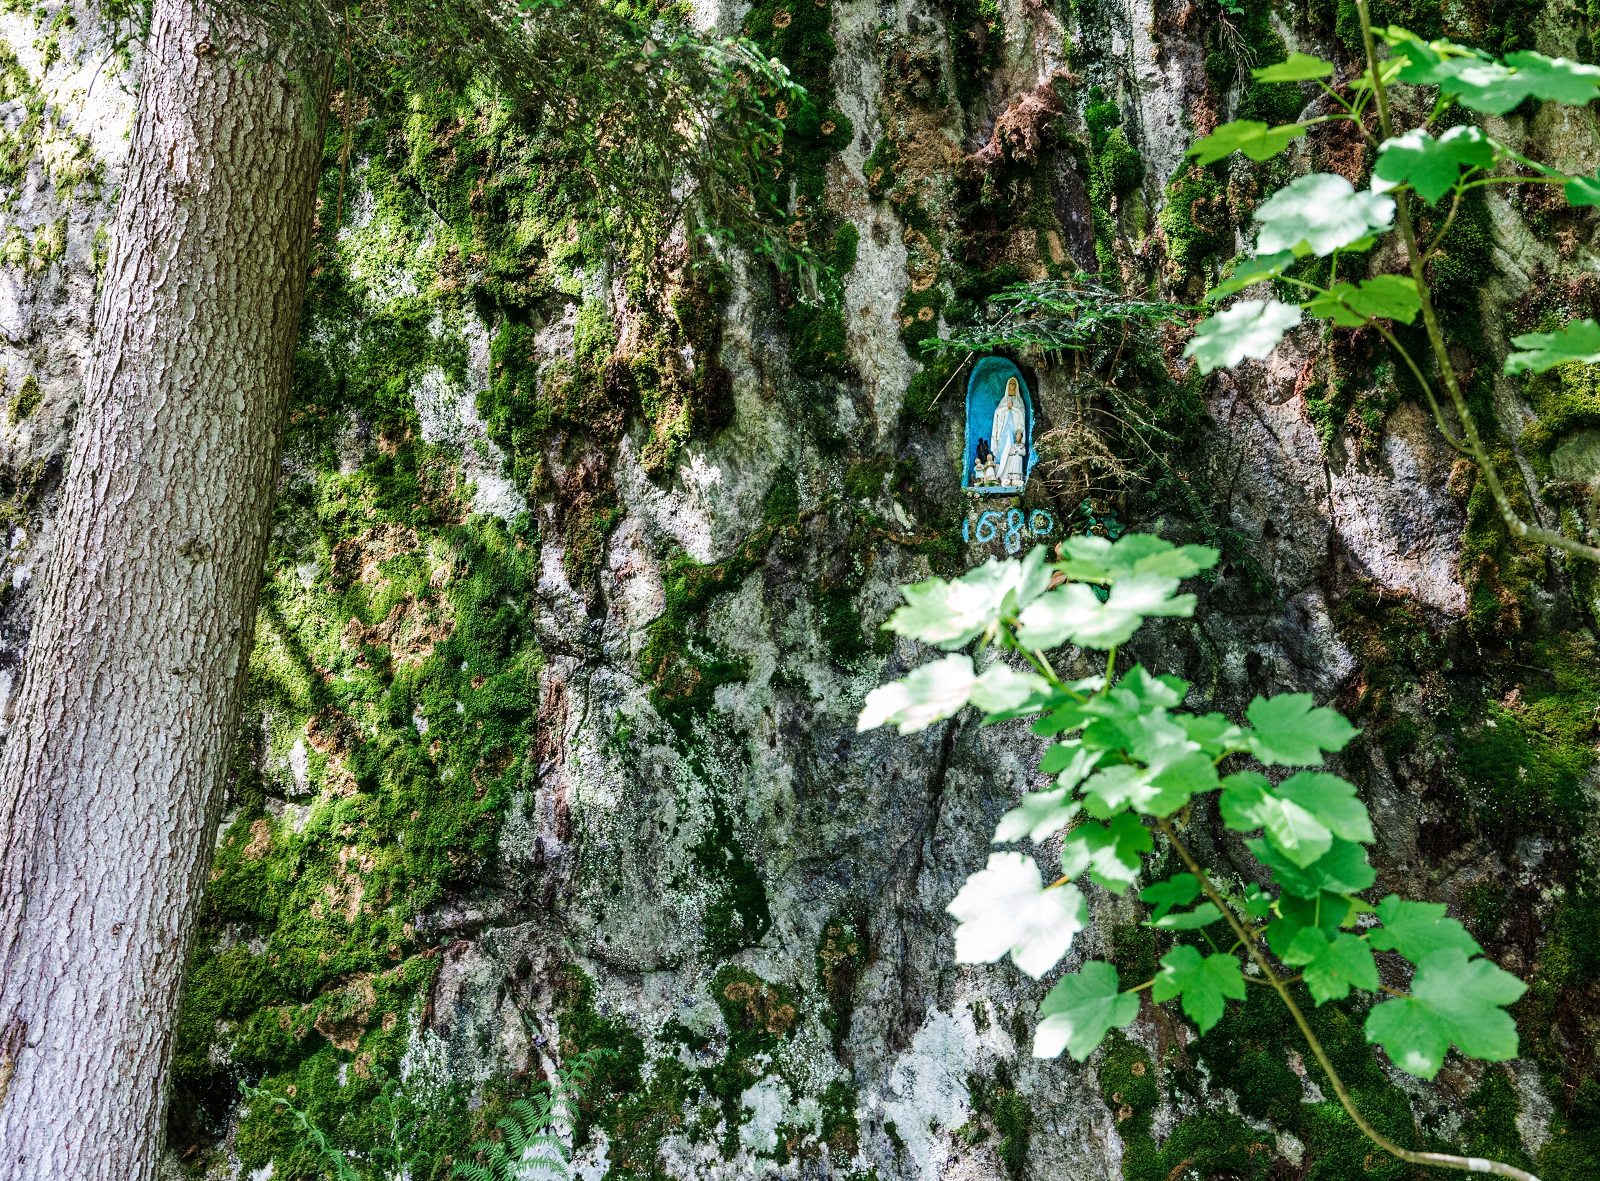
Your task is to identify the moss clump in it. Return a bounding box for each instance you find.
[1158,165,1231,284]
[943,0,1001,105]
[1455,638,1598,838]
[902,353,960,429]
[967,1064,1032,1176]
[638,527,778,730]
[1226,0,1304,126]
[7,373,38,424]
[816,916,866,1052]
[787,299,851,380]
[554,965,699,1179]
[692,799,774,960]
[1096,1033,1159,1138]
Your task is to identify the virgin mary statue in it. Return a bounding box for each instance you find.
[991,377,1027,488]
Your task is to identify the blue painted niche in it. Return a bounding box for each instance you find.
[963,356,1037,494]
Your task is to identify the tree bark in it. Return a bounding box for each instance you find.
[0,2,329,1176]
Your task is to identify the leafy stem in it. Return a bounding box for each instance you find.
[1155,816,1539,1181]
[1355,0,1600,565]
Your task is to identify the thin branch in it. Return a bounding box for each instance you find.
[1157,815,1539,1181]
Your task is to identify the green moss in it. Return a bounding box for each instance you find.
[1158,165,1231,284]
[1096,1033,1158,1138]
[8,373,38,423]
[638,527,778,730]
[944,0,1001,105]
[1096,127,1144,197]
[817,916,866,1052]
[816,584,868,663]
[1228,0,1303,126]
[763,467,801,525]
[553,965,700,1178]
[787,299,851,380]
[693,800,774,960]
[967,1064,1032,1177]
[1462,1067,1539,1174]
[898,285,946,352]
[903,353,959,429]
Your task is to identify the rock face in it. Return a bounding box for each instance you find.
[7,0,1600,1177]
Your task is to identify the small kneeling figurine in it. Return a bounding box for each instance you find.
[973,437,999,486]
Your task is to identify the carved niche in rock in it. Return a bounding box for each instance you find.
[963,355,1037,494]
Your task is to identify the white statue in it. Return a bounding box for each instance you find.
[990,377,1027,487]
[998,427,1027,486]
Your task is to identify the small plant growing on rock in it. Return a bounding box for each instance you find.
[859,533,1536,1180]
[453,1048,610,1181]
[1184,0,1600,565]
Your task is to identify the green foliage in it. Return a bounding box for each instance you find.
[1387,28,1600,113]
[1254,172,1394,257]
[1373,125,1495,204]
[452,1050,611,1181]
[1184,299,1302,373]
[1186,119,1306,165]
[1506,319,1600,375]
[923,278,1188,360]
[860,530,1533,1177]
[639,530,776,731]
[1304,275,1421,327]
[1035,962,1140,1059]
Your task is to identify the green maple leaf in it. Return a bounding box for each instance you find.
[1033,961,1141,1060]
[1385,28,1485,88]
[858,657,1049,734]
[1253,52,1334,81]
[1368,895,1482,963]
[1254,173,1394,257]
[947,853,1089,978]
[1039,742,1102,785]
[1181,712,1248,755]
[1218,770,1345,867]
[1282,929,1380,1003]
[1398,48,1600,114]
[1373,126,1495,203]
[1060,813,1153,891]
[1566,171,1600,207]
[1244,693,1360,764]
[1150,902,1225,929]
[1206,251,1297,302]
[1363,948,1526,1079]
[1495,52,1600,108]
[1152,945,1246,1033]
[993,788,1081,844]
[1187,119,1307,166]
[1304,274,1421,327]
[1249,836,1376,898]
[1139,872,1201,918]
[1265,889,1351,955]
[1078,764,1175,818]
[1053,533,1220,583]
[884,546,1053,648]
[1275,772,1374,844]
[1016,573,1198,651]
[857,654,978,734]
[1183,300,1303,375]
[1505,318,1600,374]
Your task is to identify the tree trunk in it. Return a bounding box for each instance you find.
[0,1,329,1175]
